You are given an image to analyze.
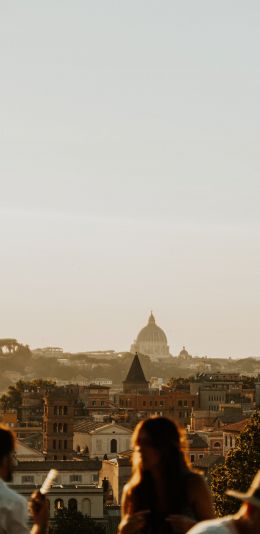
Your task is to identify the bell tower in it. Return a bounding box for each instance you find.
[43,387,76,460]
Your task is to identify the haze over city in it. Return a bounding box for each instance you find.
[1,2,260,356]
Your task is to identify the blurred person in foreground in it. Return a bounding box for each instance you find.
[0,424,49,534]
[187,471,260,534]
[118,416,214,534]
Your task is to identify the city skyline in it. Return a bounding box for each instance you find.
[1,2,260,357]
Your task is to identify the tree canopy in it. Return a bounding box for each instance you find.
[0,379,56,411]
[49,508,105,534]
[211,412,260,516]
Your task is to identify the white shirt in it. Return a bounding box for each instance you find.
[188,517,239,534]
[0,478,29,534]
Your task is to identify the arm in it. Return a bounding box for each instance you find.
[166,474,215,533]
[189,474,215,521]
[118,485,149,534]
[29,491,49,534]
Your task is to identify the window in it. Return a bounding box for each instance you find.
[54,406,58,415]
[101,401,104,406]
[190,454,195,463]
[21,475,34,484]
[68,498,77,512]
[184,400,188,407]
[143,401,146,406]
[92,401,96,406]
[192,401,195,407]
[64,440,67,449]
[63,406,68,415]
[199,454,204,459]
[63,423,68,433]
[53,439,56,449]
[70,474,82,483]
[110,439,117,453]
[178,400,183,407]
[55,499,64,510]
[150,401,153,406]
[82,498,91,515]
[160,401,164,406]
[92,474,99,482]
[53,423,58,433]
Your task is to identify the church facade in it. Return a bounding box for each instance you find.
[130,312,171,361]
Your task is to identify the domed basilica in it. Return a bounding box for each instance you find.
[130,312,171,360]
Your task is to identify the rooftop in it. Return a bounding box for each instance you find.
[123,353,148,385]
[222,418,250,433]
[14,460,101,471]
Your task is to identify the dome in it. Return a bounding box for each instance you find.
[178,346,191,359]
[131,313,170,360]
[136,313,168,344]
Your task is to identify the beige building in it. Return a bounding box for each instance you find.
[73,421,132,458]
[223,419,250,456]
[10,460,103,520]
[99,456,132,505]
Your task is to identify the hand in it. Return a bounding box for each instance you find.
[29,491,49,533]
[118,510,150,534]
[166,514,196,534]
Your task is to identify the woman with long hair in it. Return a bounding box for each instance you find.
[118,416,214,534]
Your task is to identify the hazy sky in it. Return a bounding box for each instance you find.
[1,2,260,357]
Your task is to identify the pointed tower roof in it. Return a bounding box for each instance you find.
[123,353,148,385]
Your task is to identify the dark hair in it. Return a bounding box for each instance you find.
[122,416,192,516]
[0,425,15,463]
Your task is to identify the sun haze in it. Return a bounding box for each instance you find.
[0,2,259,357]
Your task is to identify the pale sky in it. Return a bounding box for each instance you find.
[0,1,260,357]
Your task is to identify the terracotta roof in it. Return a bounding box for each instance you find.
[123,353,148,385]
[74,420,105,433]
[74,420,132,434]
[222,418,250,433]
[14,460,101,471]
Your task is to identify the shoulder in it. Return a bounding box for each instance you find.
[121,483,131,512]
[188,518,233,533]
[0,482,27,509]
[0,483,28,533]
